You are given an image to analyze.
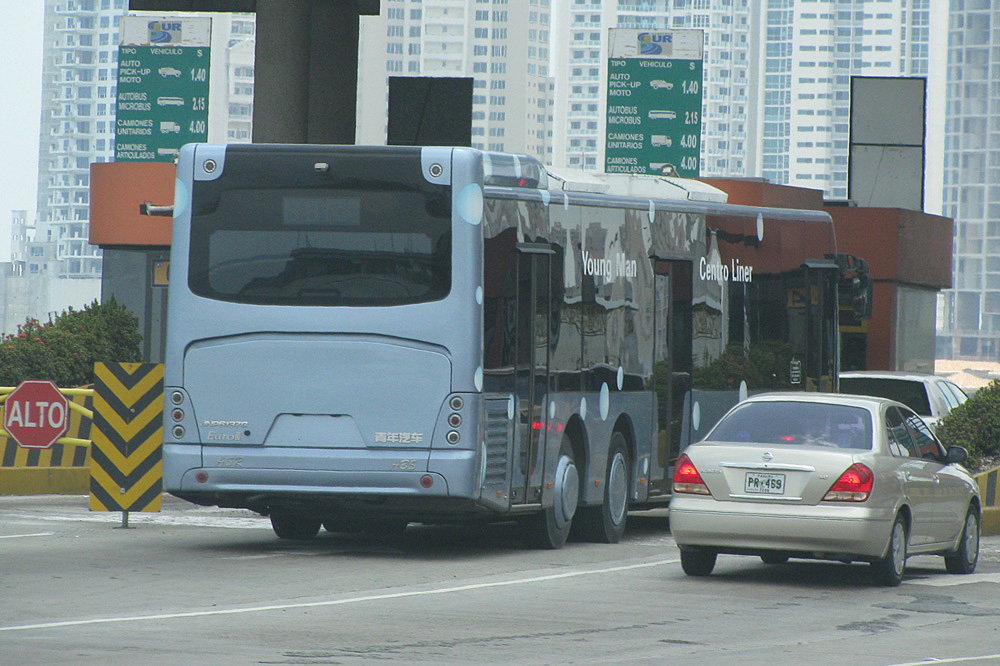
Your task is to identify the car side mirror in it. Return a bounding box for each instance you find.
[945,445,969,465]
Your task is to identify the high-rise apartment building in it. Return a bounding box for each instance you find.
[36,0,127,284]
[218,15,256,143]
[761,0,934,200]
[357,0,554,161]
[937,1,1000,361]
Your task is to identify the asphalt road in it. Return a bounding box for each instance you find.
[2,495,1000,665]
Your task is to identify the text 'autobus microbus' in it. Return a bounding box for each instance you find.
[163,144,839,547]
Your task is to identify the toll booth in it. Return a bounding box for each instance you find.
[702,178,952,373]
[89,162,174,362]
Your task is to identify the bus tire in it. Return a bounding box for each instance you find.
[526,440,578,549]
[573,432,630,543]
[270,511,321,540]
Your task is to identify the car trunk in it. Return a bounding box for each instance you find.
[692,442,862,506]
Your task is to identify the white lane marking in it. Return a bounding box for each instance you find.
[0,532,54,540]
[3,511,270,530]
[0,557,678,633]
[910,573,1000,586]
[890,654,1000,665]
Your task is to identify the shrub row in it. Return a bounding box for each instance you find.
[0,299,142,388]
[936,380,1000,473]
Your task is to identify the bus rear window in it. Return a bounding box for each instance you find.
[188,185,451,306]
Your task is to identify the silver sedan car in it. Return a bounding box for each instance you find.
[670,392,980,586]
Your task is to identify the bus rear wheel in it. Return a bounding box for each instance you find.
[573,433,630,543]
[526,440,578,549]
[270,511,321,540]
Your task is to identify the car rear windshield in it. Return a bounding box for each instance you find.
[839,378,931,416]
[707,401,874,449]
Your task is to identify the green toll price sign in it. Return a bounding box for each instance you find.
[604,29,704,178]
[115,45,210,163]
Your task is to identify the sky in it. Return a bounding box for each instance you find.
[0,1,44,262]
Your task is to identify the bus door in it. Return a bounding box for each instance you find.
[511,243,553,505]
[650,259,692,497]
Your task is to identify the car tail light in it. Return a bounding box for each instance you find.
[823,463,873,502]
[673,453,711,495]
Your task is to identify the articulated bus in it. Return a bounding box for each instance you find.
[163,144,839,547]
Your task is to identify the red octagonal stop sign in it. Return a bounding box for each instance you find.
[4,380,69,449]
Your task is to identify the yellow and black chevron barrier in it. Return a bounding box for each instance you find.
[89,362,163,512]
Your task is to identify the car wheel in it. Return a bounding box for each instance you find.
[525,440,578,549]
[271,511,321,540]
[944,508,980,575]
[572,433,630,543]
[760,552,789,565]
[680,547,717,576]
[871,514,907,587]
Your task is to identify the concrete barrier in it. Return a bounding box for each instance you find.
[0,389,93,496]
[975,467,1000,536]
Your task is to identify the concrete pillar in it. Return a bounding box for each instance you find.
[252,0,359,144]
[252,0,311,142]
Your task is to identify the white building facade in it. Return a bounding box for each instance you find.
[36,0,126,284]
[937,1,1000,361]
[357,0,554,161]
[762,0,936,200]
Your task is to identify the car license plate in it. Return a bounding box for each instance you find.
[745,472,785,495]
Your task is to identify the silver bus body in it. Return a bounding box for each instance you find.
[163,144,839,545]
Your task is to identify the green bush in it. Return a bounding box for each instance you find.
[692,341,795,391]
[935,380,1000,472]
[0,299,142,388]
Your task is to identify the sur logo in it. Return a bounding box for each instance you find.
[638,32,672,56]
[148,21,181,44]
